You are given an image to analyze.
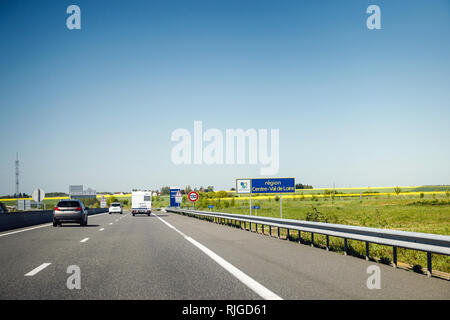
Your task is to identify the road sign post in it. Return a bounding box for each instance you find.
[100,196,107,208]
[236,179,251,216]
[280,194,282,219]
[252,205,260,216]
[175,190,182,206]
[170,187,181,207]
[32,188,45,209]
[188,191,199,209]
[237,177,295,219]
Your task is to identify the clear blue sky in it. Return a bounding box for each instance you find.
[0,0,449,194]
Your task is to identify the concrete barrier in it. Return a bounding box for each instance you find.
[0,208,109,232]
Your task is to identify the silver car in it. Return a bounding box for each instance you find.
[53,199,88,227]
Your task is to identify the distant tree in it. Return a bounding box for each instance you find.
[81,198,100,207]
[46,192,68,197]
[295,183,313,189]
[215,191,229,198]
[107,196,118,206]
[394,186,401,195]
[160,186,170,195]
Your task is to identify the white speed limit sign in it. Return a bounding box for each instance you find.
[188,191,199,202]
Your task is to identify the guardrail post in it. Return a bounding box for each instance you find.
[269,225,272,236]
[262,225,265,235]
[298,230,301,243]
[393,246,397,268]
[427,252,432,277]
[326,235,329,251]
[249,222,252,231]
[287,228,290,240]
[344,238,348,255]
[365,242,370,261]
[311,233,314,247]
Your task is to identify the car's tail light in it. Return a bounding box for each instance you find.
[76,207,82,211]
[54,207,60,211]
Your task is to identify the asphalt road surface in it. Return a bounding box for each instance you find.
[0,210,448,299]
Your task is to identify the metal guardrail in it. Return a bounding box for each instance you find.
[166,208,450,277]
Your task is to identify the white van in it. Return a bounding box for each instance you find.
[131,191,152,216]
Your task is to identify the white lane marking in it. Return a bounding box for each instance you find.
[25,263,51,276]
[89,212,109,218]
[80,238,89,243]
[0,223,52,237]
[99,228,105,231]
[115,219,119,222]
[153,214,282,300]
[109,223,113,225]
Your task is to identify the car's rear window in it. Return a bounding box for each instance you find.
[111,203,121,207]
[57,201,80,207]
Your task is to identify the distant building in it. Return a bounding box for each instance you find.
[69,185,96,199]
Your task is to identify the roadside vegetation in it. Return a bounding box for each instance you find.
[180,191,450,273]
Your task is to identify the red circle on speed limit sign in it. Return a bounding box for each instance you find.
[188,191,199,202]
